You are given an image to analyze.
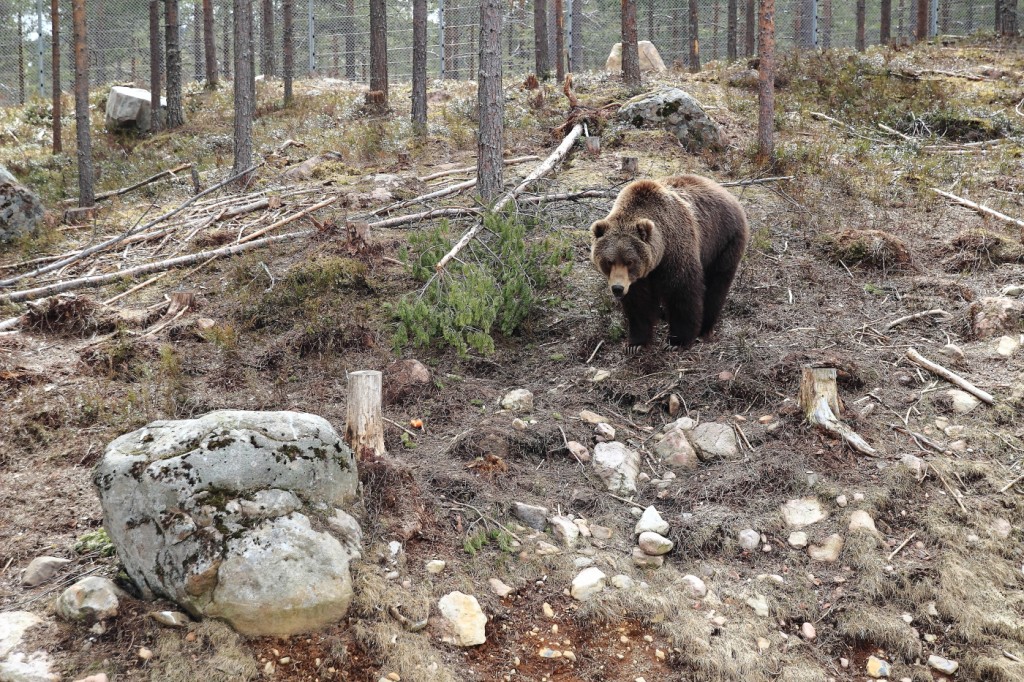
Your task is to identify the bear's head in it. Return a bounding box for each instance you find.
[590,218,663,299]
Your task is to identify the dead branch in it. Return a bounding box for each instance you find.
[102,272,169,306]
[878,123,916,141]
[719,175,795,188]
[906,347,995,405]
[799,366,877,456]
[563,73,579,108]
[372,178,478,217]
[435,123,585,273]
[417,155,540,183]
[0,315,25,331]
[0,165,260,289]
[95,162,193,202]
[809,111,889,144]
[518,189,616,204]
[237,196,337,244]
[370,207,482,229]
[218,197,271,220]
[885,309,952,329]
[931,188,1024,230]
[0,231,310,304]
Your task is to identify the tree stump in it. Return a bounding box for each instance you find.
[345,370,386,460]
[396,151,411,166]
[798,366,876,456]
[620,156,638,174]
[585,136,601,155]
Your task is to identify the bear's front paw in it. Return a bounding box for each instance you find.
[626,344,644,357]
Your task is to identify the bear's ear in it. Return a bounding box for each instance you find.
[590,220,610,239]
[636,219,656,243]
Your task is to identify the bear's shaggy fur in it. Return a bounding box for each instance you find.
[590,175,749,352]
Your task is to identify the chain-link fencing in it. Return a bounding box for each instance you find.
[0,0,1018,107]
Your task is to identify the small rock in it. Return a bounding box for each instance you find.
[563,651,577,662]
[538,647,562,658]
[808,534,845,563]
[56,577,121,623]
[991,518,1012,539]
[425,560,446,574]
[489,578,514,597]
[594,423,616,442]
[579,410,608,425]
[653,428,699,469]
[566,441,590,463]
[949,439,968,453]
[788,532,808,549]
[500,389,534,413]
[548,515,581,548]
[1002,284,1024,297]
[970,296,1024,340]
[840,657,849,668]
[746,594,770,618]
[610,574,635,589]
[738,529,761,551]
[836,494,848,508]
[947,389,981,414]
[668,394,681,416]
[511,418,528,430]
[853,493,865,502]
[800,622,816,640]
[570,567,607,600]
[591,369,611,382]
[781,498,827,529]
[73,675,108,682]
[148,611,190,628]
[900,454,925,478]
[865,655,890,678]
[680,575,707,598]
[631,547,665,569]
[437,592,487,647]
[637,532,674,556]
[138,646,153,661]
[997,335,1020,357]
[689,422,739,461]
[591,524,613,540]
[635,506,670,536]
[542,603,555,618]
[573,557,594,568]
[924,633,937,643]
[756,637,770,653]
[574,518,592,537]
[512,502,549,531]
[592,442,641,495]
[940,343,966,361]
[849,510,877,533]
[536,541,560,556]
[20,556,71,588]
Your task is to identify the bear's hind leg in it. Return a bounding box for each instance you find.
[622,279,659,354]
[700,235,745,337]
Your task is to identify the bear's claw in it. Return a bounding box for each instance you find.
[626,345,643,356]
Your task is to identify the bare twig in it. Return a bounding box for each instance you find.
[885,309,951,330]
[371,178,478,216]
[999,472,1024,493]
[930,463,968,513]
[448,501,523,543]
[383,416,418,439]
[931,187,1024,230]
[906,348,995,405]
[417,155,540,182]
[370,207,482,229]
[102,272,169,306]
[237,196,337,244]
[606,492,645,509]
[95,162,193,202]
[887,532,917,561]
[586,340,604,364]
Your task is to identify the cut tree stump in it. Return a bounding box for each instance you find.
[799,366,877,456]
[620,156,638,174]
[585,136,601,155]
[345,370,386,460]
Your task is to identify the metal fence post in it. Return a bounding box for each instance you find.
[811,0,818,48]
[35,0,44,97]
[566,0,573,72]
[307,0,315,75]
[929,0,938,37]
[438,0,445,79]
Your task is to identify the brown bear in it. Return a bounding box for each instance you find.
[590,175,749,353]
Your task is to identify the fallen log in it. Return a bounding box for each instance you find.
[906,347,995,405]
[371,178,478,217]
[799,366,877,456]
[435,123,585,273]
[370,207,482,229]
[930,188,1024,231]
[417,155,540,182]
[237,195,337,244]
[95,162,193,202]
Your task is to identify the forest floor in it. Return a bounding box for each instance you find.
[2,36,1024,682]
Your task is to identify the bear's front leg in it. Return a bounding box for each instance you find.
[621,279,659,355]
[665,295,703,350]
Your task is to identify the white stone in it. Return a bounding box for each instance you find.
[610,575,635,589]
[105,86,165,132]
[20,557,71,588]
[637,532,674,556]
[0,651,59,682]
[425,560,446,574]
[997,335,1020,357]
[605,40,667,73]
[800,622,816,640]
[0,612,43,660]
[746,594,770,618]
[579,410,608,425]
[738,529,761,551]
[592,442,641,495]
[788,531,808,549]
[940,344,965,361]
[849,510,877,533]
[548,516,581,548]
[927,655,958,674]
[781,498,827,529]
[536,541,561,556]
[591,369,611,382]
[149,610,190,628]
[689,423,739,461]
[594,423,616,442]
[500,389,534,413]
[617,87,723,151]
[488,578,514,597]
[900,454,925,478]
[570,567,607,600]
[56,577,122,623]
[991,518,1012,539]
[437,592,487,647]
[635,506,669,535]
[947,389,981,414]
[808,534,845,563]
[680,575,707,598]
[836,494,848,507]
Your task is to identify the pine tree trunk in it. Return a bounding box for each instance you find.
[856,0,866,51]
[757,0,775,160]
[412,0,427,134]
[261,0,275,76]
[51,0,62,153]
[193,1,203,81]
[282,0,293,104]
[165,0,184,128]
[727,0,737,59]
[233,0,254,182]
[570,0,583,70]
[368,0,388,106]
[203,0,217,88]
[534,0,550,78]
[150,0,163,132]
[916,0,928,40]
[994,0,1002,33]
[554,0,565,82]
[744,0,755,56]
[477,0,504,203]
[17,13,24,105]
[821,0,832,49]
[688,0,700,72]
[880,0,891,44]
[621,0,641,88]
[72,0,94,207]
[222,0,232,79]
[345,0,355,79]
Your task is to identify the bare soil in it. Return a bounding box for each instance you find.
[3,36,1024,682]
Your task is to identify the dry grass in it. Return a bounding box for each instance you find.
[150,619,258,682]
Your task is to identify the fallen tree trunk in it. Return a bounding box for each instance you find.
[799,366,877,456]
[417,155,540,182]
[906,347,995,405]
[237,195,337,244]
[435,123,585,273]
[371,178,478,217]
[931,188,1024,231]
[95,162,193,202]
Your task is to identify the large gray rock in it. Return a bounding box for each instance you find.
[0,165,44,244]
[689,422,740,461]
[105,86,166,133]
[592,442,641,495]
[55,577,122,623]
[617,88,723,151]
[93,410,360,636]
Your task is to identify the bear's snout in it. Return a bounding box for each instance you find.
[611,284,625,298]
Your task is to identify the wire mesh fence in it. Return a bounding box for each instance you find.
[0,0,1018,107]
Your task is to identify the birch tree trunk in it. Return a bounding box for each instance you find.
[412,0,427,134]
[165,0,184,128]
[72,0,94,207]
[282,0,293,103]
[477,0,504,203]
[757,0,775,160]
[203,0,218,87]
[233,0,254,183]
[51,0,62,153]
[534,0,550,78]
[621,0,641,88]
